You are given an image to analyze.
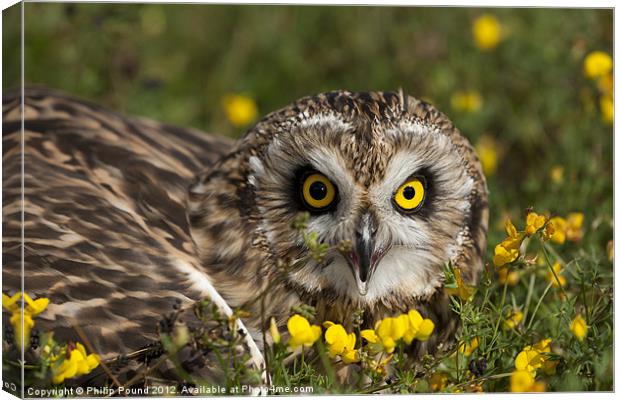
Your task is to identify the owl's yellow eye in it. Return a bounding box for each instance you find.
[393,177,426,212]
[301,173,337,211]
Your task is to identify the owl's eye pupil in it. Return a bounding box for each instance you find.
[309,181,327,200]
[403,186,415,200]
[300,172,337,212]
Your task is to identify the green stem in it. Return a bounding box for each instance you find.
[526,281,553,331]
[522,272,536,323]
[487,279,509,352]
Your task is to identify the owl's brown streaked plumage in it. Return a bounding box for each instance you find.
[3,88,488,380]
[3,88,234,359]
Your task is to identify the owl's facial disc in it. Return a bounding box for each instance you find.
[339,212,390,296]
[246,111,482,305]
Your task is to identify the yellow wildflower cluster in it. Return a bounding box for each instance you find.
[570,314,588,342]
[543,213,584,244]
[222,93,258,127]
[361,310,435,354]
[51,342,100,384]
[284,310,434,367]
[583,51,613,124]
[494,211,584,269]
[2,292,49,349]
[451,90,482,113]
[2,293,101,384]
[472,14,502,51]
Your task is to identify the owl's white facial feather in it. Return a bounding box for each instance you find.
[289,246,444,303]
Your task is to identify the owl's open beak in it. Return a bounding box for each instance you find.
[341,213,389,296]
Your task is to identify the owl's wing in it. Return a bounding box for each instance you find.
[2,88,237,360]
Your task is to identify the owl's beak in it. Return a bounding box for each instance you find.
[342,213,389,296]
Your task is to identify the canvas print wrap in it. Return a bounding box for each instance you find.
[1,3,613,396]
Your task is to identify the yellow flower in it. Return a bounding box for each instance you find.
[570,314,588,342]
[510,370,545,392]
[269,317,281,344]
[475,135,499,177]
[458,337,479,356]
[583,51,612,79]
[493,219,524,267]
[52,342,100,384]
[472,14,502,51]
[515,349,545,376]
[546,262,566,287]
[364,311,434,354]
[445,268,476,301]
[222,94,258,127]
[565,212,584,242]
[549,166,564,184]
[503,309,524,330]
[375,316,408,353]
[2,292,49,348]
[497,267,519,286]
[531,339,558,375]
[360,328,385,354]
[23,294,49,315]
[607,240,614,262]
[403,310,435,343]
[533,338,551,353]
[323,322,359,363]
[515,339,557,377]
[451,90,482,113]
[543,217,566,244]
[493,245,519,268]
[525,212,547,236]
[286,314,321,349]
[600,95,614,124]
[429,372,448,392]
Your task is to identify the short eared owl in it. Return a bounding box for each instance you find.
[3,88,487,366]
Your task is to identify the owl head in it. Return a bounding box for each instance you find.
[188,90,488,312]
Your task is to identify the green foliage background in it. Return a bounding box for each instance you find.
[2,4,613,392]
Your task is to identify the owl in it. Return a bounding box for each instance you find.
[187,89,488,354]
[3,88,487,383]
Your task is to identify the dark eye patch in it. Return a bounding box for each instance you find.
[402,167,434,220]
[291,165,339,215]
